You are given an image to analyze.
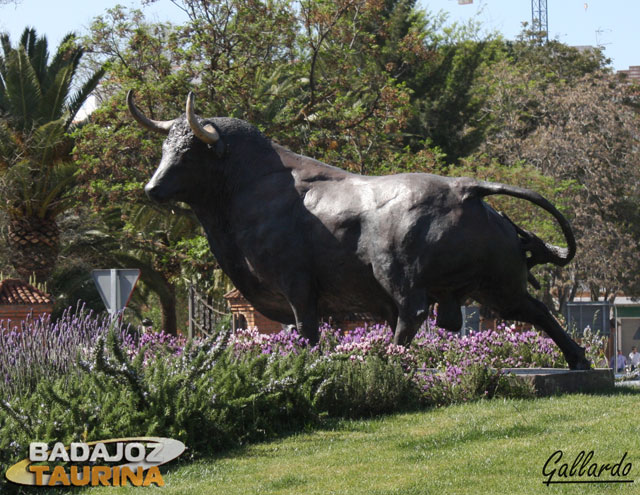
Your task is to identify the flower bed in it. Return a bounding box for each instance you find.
[0,306,606,491]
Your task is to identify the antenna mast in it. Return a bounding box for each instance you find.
[531,0,549,40]
[457,0,549,41]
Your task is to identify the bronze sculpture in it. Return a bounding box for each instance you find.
[128,91,590,370]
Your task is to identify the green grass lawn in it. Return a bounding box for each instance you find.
[84,387,640,495]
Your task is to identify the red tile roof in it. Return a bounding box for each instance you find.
[224,288,244,301]
[0,279,53,305]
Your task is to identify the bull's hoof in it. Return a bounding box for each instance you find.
[568,357,592,370]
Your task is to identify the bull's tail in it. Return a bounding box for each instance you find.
[462,179,576,268]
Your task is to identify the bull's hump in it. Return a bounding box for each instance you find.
[277,145,351,175]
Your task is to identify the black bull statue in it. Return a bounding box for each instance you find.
[128,91,590,370]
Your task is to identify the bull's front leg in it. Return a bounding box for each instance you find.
[392,291,430,346]
[283,279,319,345]
[297,312,319,345]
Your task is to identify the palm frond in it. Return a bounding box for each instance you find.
[65,65,106,127]
[0,33,12,60]
[31,118,65,164]
[3,47,41,129]
[19,28,36,56]
[0,121,22,169]
[37,162,79,218]
[0,37,8,92]
[30,36,49,85]
[0,57,6,92]
[41,61,75,123]
[130,202,201,247]
[0,159,35,216]
[46,33,77,79]
[0,154,78,219]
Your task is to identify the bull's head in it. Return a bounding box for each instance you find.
[127,91,225,204]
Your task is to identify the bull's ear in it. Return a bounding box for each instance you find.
[186,92,220,145]
[127,90,176,134]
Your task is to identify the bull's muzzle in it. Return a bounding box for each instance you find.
[144,181,169,203]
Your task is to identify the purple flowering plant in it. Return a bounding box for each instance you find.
[121,330,186,365]
[1,303,601,495]
[0,304,115,399]
[207,318,569,403]
[229,327,309,357]
[1,302,600,406]
[0,304,183,399]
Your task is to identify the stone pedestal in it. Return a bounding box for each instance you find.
[504,368,614,396]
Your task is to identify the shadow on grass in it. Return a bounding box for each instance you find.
[581,384,640,396]
[166,403,434,468]
[17,391,628,495]
[183,385,640,464]
[168,382,633,466]
[398,422,544,458]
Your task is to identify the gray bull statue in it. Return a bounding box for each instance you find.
[128,91,590,370]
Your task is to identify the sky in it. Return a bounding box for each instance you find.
[0,0,638,71]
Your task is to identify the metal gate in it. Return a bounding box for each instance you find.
[565,301,611,336]
[187,286,230,338]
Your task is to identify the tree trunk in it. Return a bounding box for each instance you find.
[7,215,59,284]
[158,280,178,336]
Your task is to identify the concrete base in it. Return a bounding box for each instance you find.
[504,368,614,396]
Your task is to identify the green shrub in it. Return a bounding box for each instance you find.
[0,330,323,483]
[0,321,549,493]
[416,364,536,406]
[312,356,419,418]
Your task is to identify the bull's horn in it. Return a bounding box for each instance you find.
[186,92,220,145]
[126,90,175,134]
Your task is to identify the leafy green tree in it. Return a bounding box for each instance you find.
[73,8,207,334]
[73,1,436,332]
[72,2,625,331]
[163,0,421,175]
[0,27,104,283]
[504,29,608,82]
[296,0,426,174]
[477,59,640,302]
[402,27,607,165]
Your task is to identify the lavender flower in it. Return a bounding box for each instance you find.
[1,300,593,407]
[0,303,115,398]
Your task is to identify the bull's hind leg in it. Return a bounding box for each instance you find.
[436,298,463,332]
[502,294,591,370]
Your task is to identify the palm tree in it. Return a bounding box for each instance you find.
[0,27,104,283]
